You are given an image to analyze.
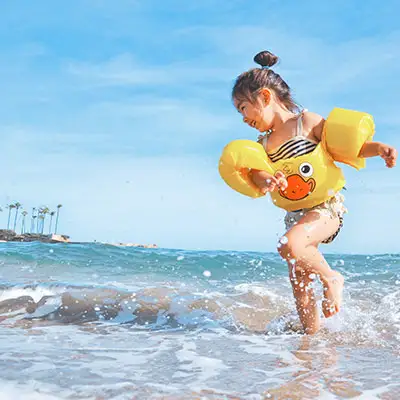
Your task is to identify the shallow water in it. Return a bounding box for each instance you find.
[0,242,399,399]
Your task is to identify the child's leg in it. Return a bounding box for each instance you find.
[290,268,320,334]
[278,211,344,332]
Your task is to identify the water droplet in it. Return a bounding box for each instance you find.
[203,270,211,278]
[289,259,296,265]
[303,224,312,232]
[94,307,100,311]
[279,236,288,245]
[49,249,54,253]
[309,273,316,280]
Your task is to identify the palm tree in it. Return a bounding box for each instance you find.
[36,207,43,233]
[38,215,45,234]
[40,207,50,234]
[13,202,22,231]
[7,204,15,230]
[30,208,36,233]
[54,204,63,234]
[49,211,56,234]
[32,214,37,234]
[21,211,28,234]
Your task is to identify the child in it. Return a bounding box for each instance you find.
[231,50,398,334]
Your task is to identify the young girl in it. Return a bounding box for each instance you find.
[232,50,398,334]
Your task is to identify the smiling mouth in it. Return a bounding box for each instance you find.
[249,121,270,132]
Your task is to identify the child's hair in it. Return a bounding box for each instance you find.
[232,50,299,113]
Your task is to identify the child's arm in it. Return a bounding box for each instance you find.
[306,111,397,168]
[358,142,397,168]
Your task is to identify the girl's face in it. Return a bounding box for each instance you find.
[234,89,275,133]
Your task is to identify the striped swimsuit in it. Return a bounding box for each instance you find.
[258,112,344,244]
[268,135,318,163]
[258,110,318,163]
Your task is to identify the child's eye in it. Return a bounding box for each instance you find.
[236,103,246,114]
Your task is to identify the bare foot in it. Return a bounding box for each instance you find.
[322,272,344,318]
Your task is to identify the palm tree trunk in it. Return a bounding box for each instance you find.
[49,215,53,234]
[55,210,60,234]
[36,213,40,234]
[7,208,12,230]
[41,216,46,234]
[30,208,36,233]
[13,207,20,231]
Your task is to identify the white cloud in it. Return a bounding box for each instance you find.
[172,26,400,107]
[66,53,234,88]
[83,97,237,147]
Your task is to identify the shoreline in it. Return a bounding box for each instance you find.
[0,229,157,248]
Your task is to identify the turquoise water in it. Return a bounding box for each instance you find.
[0,242,399,399]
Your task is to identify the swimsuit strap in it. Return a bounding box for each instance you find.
[296,108,308,137]
[258,109,308,150]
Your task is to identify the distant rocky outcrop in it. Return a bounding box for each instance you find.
[0,230,156,247]
[0,230,70,243]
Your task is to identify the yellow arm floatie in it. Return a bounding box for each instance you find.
[218,139,274,198]
[323,107,375,170]
[218,108,376,209]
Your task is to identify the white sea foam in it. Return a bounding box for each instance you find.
[0,287,62,303]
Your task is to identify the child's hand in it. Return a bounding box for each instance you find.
[378,144,397,168]
[250,170,288,195]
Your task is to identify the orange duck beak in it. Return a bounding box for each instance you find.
[279,174,316,201]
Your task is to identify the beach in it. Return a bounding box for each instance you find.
[0,242,399,399]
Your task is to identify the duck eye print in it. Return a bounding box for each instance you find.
[299,162,313,178]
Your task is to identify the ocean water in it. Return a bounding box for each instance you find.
[0,243,399,400]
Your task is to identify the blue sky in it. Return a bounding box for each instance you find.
[1,0,400,254]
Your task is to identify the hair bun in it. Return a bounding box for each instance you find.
[253,51,279,68]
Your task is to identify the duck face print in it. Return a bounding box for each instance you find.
[279,162,316,201]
